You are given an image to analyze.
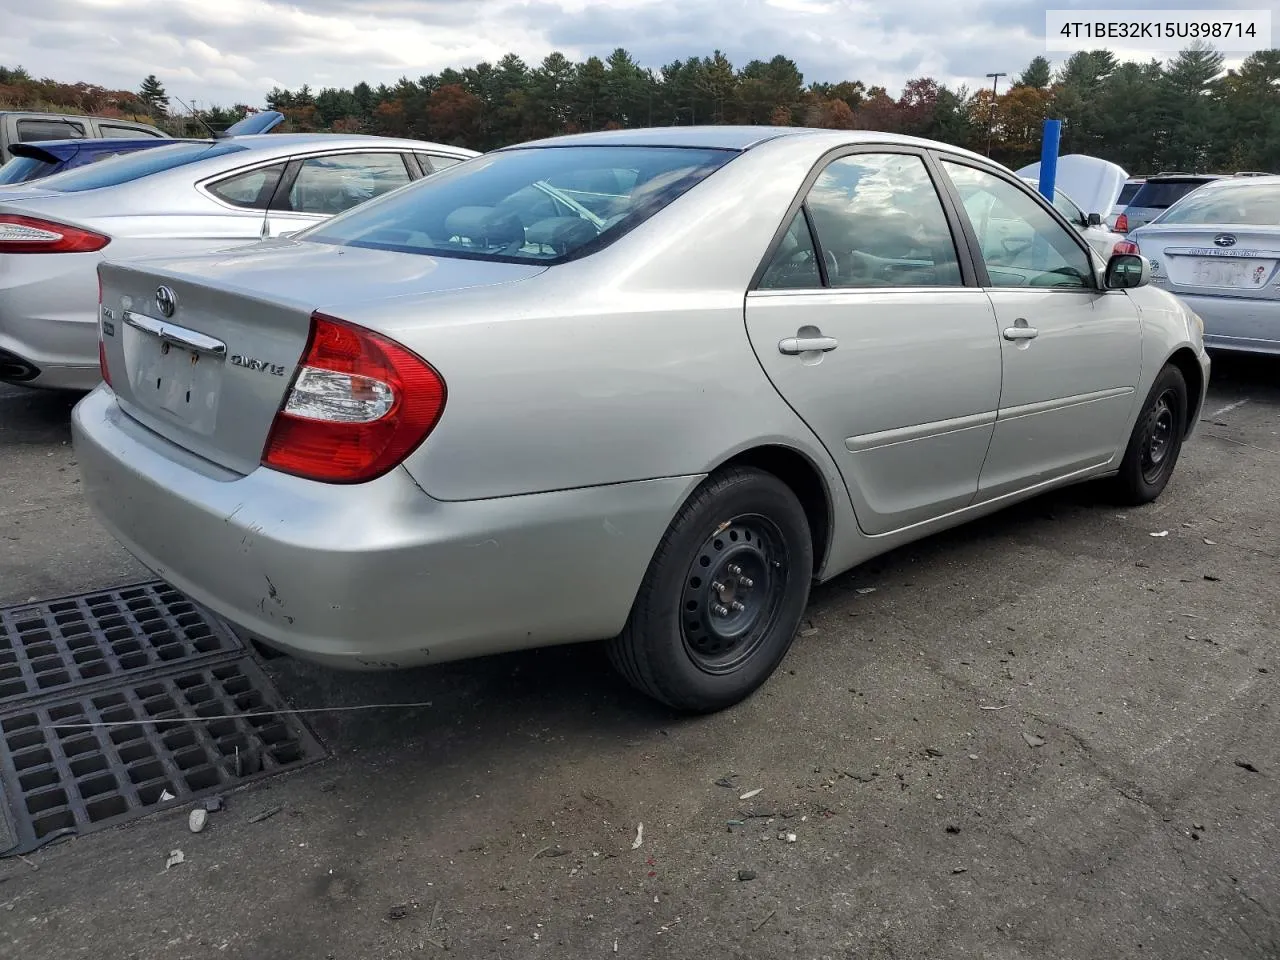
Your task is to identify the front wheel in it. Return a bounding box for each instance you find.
[1112,364,1188,505]
[607,467,813,713]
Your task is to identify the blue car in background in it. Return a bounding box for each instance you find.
[0,138,177,184]
[0,111,285,185]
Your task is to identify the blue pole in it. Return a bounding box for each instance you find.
[1038,119,1061,201]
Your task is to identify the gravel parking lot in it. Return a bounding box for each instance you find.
[1,357,1278,960]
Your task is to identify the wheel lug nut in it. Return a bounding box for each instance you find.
[738,576,754,588]
[727,564,743,576]
[712,603,729,617]
[711,581,726,594]
[730,600,746,612]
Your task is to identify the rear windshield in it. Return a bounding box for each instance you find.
[1129,179,1214,210]
[32,141,247,192]
[0,155,58,185]
[303,145,737,264]
[1156,181,1280,226]
[1117,182,1142,205]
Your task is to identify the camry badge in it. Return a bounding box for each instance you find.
[230,354,287,376]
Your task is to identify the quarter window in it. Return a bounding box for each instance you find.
[758,210,821,290]
[802,153,962,288]
[207,163,286,209]
[943,161,1094,289]
[281,152,412,216]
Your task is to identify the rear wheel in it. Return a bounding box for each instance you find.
[608,467,813,713]
[1112,364,1188,505]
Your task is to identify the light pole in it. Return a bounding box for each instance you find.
[985,71,1006,157]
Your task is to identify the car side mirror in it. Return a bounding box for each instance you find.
[1105,253,1150,289]
[1087,212,1102,227]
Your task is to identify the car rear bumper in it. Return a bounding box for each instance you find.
[1175,292,1280,356]
[0,250,100,389]
[72,386,698,669]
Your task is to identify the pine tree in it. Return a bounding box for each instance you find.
[139,74,169,116]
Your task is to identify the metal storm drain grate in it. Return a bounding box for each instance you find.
[0,582,240,707]
[0,583,326,856]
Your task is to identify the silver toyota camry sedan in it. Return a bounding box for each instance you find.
[73,127,1211,713]
[0,133,477,389]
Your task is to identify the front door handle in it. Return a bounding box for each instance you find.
[1002,318,1039,342]
[779,336,839,355]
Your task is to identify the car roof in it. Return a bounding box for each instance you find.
[504,125,992,161]
[225,133,478,155]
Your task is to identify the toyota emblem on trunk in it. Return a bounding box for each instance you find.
[155,285,177,317]
[1214,234,1237,247]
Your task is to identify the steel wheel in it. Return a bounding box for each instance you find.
[680,515,789,674]
[607,466,813,713]
[1139,389,1177,485]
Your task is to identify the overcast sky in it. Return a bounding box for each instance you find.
[1,0,1272,109]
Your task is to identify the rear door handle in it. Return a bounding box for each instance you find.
[779,336,839,355]
[1002,319,1039,342]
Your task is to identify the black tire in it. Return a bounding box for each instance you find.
[607,467,813,713]
[1112,364,1189,505]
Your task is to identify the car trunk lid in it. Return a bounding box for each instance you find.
[1138,226,1280,301]
[99,240,547,475]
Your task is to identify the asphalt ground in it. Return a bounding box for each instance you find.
[1,355,1277,960]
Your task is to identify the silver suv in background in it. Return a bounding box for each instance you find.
[0,111,169,164]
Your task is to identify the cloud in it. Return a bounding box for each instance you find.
[0,0,1269,109]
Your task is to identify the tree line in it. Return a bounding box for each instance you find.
[3,44,1278,175]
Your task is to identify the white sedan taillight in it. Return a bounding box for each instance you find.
[0,214,110,253]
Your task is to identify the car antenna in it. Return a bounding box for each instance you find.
[169,94,221,139]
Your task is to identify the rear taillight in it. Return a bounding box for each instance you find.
[1114,240,1140,256]
[1114,213,1129,234]
[261,312,446,484]
[0,214,110,253]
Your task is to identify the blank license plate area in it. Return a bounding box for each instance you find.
[126,329,223,434]
[1184,256,1276,290]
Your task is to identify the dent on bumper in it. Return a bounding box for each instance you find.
[72,387,700,669]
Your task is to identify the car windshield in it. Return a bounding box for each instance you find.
[303,145,737,264]
[31,141,246,192]
[1155,181,1280,226]
[1129,179,1212,210]
[0,155,57,185]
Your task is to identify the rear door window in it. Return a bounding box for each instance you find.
[802,152,963,288]
[16,119,86,142]
[278,152,413,216]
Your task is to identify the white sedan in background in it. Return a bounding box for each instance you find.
[0,133,476,390]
